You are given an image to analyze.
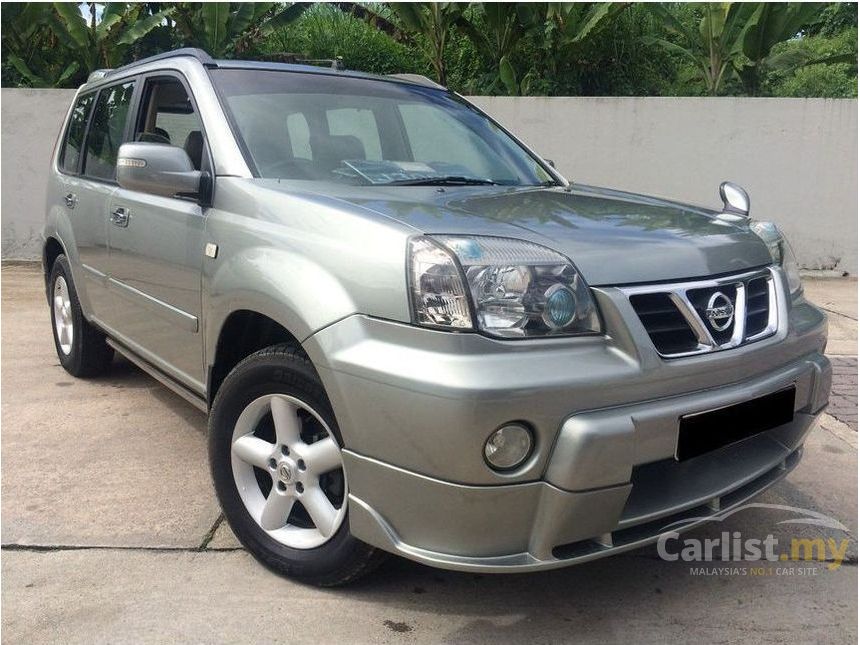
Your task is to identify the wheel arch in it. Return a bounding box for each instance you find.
[204,245,359,405]
[206,308,314,407]
[43,235,67,290]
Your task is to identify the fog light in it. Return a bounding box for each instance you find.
[484,423,533,471]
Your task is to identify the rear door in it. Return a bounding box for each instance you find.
[56,81,137,319]
[69,79,137,325]
[105,72,208,392]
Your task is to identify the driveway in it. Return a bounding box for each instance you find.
[2,265,857,644]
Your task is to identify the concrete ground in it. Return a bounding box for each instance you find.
[2,264,857,644]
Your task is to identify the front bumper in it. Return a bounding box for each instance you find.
[302,278,830,572]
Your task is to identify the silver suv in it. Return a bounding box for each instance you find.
[44,49,831,586]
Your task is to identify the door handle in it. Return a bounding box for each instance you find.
[64,193,77,209]
[110,207,130,228]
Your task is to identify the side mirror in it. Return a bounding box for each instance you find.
[719,181,750,217]
[545,159,556,168]
[117,142,204,199]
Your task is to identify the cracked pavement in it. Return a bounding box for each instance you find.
[2,265,857,643]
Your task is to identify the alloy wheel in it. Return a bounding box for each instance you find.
[53,276,74,355]
[230,394,347,549]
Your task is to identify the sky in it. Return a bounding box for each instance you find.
[78,3,104,24]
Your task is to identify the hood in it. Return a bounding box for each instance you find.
[255,180,773,286]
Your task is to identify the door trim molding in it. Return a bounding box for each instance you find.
[107,277,199,333]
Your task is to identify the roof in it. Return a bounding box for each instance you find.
[88,47,445,92]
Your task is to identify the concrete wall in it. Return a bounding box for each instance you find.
[2,89,857,272]
[2,89,77,259]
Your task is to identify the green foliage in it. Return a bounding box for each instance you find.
[2,2,175,87]
[50,2,175,72]
[645,3,760,95]
[2,3,81,87]
[262,3,422,75]
[170,3,307,57]
[736,3,829,95]
[525,2,677,95]
[384,2,465,85]
[0,1,855,97]
[452,3,534,94]
[765,23,858,97]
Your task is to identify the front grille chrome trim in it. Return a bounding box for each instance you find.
[621,267,780,358]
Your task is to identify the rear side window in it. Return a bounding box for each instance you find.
[326,108,383,160]
[286,113,312,159]
[83,81,135,180]
[60,93,95,174]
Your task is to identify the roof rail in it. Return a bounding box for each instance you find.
[257,52,346,71]
[87,69,112,83]
[387,73,445,90]
[104,48,216,79]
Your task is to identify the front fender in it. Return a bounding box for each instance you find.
[204,245,357,367]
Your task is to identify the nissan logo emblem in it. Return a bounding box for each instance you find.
[705,292,735,332]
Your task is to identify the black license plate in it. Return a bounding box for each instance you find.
[676,386,796,461]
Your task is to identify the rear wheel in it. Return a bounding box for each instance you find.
[209,344,384,586]
[49,255,113,377]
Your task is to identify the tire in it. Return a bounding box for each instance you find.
[209,343,384,586]
[48,255,114,377]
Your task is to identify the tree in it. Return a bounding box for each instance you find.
[646,3,759,95]
[532,3,630,91]
[387,2,465,86]
[736,2,851,95]
[262,3,420,75]
[1,3,81,87]
[170,3,308,57]
[50,2,174,73]
[453,4,535,94]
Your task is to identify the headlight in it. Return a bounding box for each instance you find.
[409,235,601,338]
[750,221,802,295]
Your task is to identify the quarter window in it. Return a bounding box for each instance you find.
[60,93,95,174]
[83,81,135,180]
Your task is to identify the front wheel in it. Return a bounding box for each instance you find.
[209,344,384,586]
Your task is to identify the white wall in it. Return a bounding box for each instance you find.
[2,89,857,273]
[2,89,77,259]
[469,96,857,274]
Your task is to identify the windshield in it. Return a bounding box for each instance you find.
[210,69,556,187]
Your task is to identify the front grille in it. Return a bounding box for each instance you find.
[624,268,779,358]
[628,293,698,355]
[745,277,770,338]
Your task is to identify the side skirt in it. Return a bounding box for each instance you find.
[106,338,208,413]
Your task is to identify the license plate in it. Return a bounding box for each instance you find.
[676,386,796,461]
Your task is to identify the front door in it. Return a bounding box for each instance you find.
[105,74,208,392]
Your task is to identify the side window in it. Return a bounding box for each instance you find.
[286,112,311,160]
[134,76,205,170]
[83,81,135,181]
[61,93,95,173]
[325,108,382,160]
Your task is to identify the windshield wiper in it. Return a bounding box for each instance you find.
[383,175,499,186]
